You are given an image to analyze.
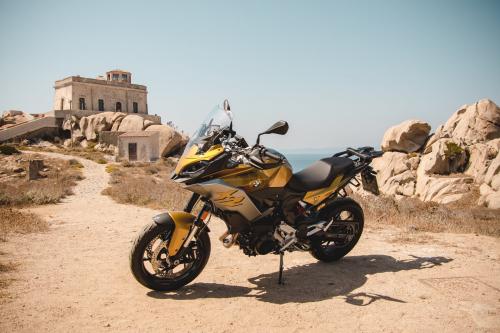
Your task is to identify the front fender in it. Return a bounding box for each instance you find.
[152,211,195,256]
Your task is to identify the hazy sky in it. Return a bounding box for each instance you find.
[0,0,499,151]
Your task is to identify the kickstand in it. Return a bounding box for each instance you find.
[278,252,285,285]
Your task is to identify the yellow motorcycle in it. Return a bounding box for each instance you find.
[130,100,381,291]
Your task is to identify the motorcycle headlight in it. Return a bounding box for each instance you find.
[180,160,210,177]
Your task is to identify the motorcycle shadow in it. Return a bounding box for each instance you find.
[147,254,452,305]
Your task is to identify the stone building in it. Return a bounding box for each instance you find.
[118,131,159,162]
[53,70,148,115]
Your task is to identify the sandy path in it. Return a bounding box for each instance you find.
[1,152,499,332]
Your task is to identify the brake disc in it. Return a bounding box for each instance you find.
[149,238,170,273]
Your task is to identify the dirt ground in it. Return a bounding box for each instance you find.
[1,152,499,332]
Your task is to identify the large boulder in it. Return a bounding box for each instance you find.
[414,138,472,203]
[428,99,500,146]
[478,183,500,209]
[484,153,500,186]
[415,173,474,204]
[420,139,467,175]
[371,152,419,196]
[79,112,127,140]
[381,120,431,153]
[117,115,146,132]
[145,124,184,157]
[465,139,500,183]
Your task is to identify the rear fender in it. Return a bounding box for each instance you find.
[152,211,195,256]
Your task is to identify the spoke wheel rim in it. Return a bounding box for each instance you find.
[320,209,359,252]
[142,234,201,280]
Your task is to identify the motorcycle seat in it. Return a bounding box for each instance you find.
[287,156,354,192]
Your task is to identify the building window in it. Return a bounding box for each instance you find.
[79,98,86,110]
[60,98,64,110]
[112,74,119,81]
[116,102,122,112]
[133,102,138,113]
[122,74,128,81]
[98,99,104,111]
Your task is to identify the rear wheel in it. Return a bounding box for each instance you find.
[310,198,364,262]
[130,222,211,291]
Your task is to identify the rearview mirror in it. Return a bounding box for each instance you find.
[256,120,289,145]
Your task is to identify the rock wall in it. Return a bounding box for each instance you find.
[373,99,500,209]
[62,112,187,157]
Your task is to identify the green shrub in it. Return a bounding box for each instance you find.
[83,141,97,151]
[105,164,119,173]
[68,159,84,168]
[0,145,20,155]
[445,142,463,158]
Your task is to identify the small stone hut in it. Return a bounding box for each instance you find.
[118,131,159,162]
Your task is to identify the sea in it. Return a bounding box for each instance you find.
[284,153,329,172]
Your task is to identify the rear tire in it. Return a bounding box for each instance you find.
[310,198,364,262]
[130,222,211,291]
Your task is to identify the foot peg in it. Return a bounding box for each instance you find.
[219,230,238,248]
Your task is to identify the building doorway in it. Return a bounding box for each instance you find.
[128,143,137,161]
[116,102,122,112]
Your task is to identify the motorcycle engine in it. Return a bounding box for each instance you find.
[237,216,280,256]
[254,236,276,255]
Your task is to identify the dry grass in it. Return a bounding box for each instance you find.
[0,153,81,299]
[19,145,109,164]
[355,193,500,237]
[0,154,83,206]
[0,207,48,241]
[102,159,190,210]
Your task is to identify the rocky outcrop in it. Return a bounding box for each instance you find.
[426,99,500,147]
[63,112,156,142]
[60,112,185,157]
[381,120,431,153]
[371,152,419,197]
[420,139,467,175]
[77,112,125,141]
[0,110,36,129]
[373,99,500,208]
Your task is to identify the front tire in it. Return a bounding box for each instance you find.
[310,198,364,262]
[130,222,211,291]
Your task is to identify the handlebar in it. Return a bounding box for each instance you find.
[261,148,282,161]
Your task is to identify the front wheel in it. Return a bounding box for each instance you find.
[130,222,211,291]
[310,198,364,262]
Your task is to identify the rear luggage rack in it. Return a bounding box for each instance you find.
[333,146,382,196]
[333,146,383,163]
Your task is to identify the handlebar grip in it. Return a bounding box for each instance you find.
[262,149,282,161]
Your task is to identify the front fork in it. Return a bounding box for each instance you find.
[172,194,209,260]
